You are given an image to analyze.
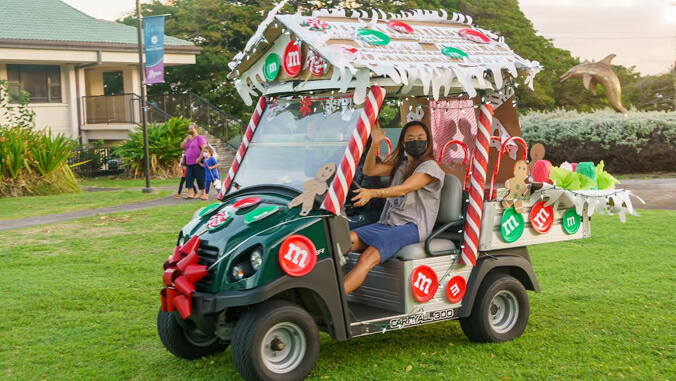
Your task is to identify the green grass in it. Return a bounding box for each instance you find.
[0,207,674,380]
[0,190,171,221]
[78,177,182,189]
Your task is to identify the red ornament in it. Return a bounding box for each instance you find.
[305,52,326,76]
[234,196,261,209]
[303,18,330,31]
[283,40,302,77]
[279,235,317,277]
[299,96,313,117]
[387,20,414,34]
[530,201,554,233]
[459,29,491,44]
[411,265,438,303]
[446,276,467,303]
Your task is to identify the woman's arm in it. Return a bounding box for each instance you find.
[180,135,191,149]
[351,172,437,207]
[363,122,393,177]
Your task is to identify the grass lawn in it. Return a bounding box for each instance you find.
[0,190,171,221]
[78,177,182,189]
[0,206,673,380]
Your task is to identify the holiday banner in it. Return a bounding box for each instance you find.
[144,15,165,84]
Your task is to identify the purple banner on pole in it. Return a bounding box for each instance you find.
[144,15,165,84]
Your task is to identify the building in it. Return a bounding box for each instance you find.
[0,0,201,144]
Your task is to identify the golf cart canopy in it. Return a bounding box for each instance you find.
[228,5,542,105]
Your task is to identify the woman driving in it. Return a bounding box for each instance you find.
[344,120,445,294]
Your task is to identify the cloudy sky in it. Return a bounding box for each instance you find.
[63,0,675,75]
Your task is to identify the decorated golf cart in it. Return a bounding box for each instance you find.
[157,5,643,381]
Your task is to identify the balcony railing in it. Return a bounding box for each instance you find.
[82,93,170,125]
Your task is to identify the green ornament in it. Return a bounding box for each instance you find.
[244,206,280,224]
[198,203,222,217]
[441,47,468,59]
[501,207,524,243]
[562,209,581,235]
[264,53,281,81]
[357,29,390,46]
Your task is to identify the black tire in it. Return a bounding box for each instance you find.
[157,308,229,359]
[231,300,320,381]
[460,272,530,343]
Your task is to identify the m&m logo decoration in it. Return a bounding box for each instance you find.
[562,209,581,235]
[441,47,468,59]
[263,54,280,81]
[530,201,554,233]
[283,40,302,77]
[459,29,491,44]
[234,196,262,209]
[387,20,414,34]
[357,29,390,46]
[501,207,524,243]
[411,265,438,303]
[446,276,467,304]
[279,235,317,277]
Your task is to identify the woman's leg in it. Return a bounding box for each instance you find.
[343,246,381,294]
[184,165,196,198]
[194,165,207,199]
[349,231,368,253]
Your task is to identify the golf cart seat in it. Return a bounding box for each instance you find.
[394,174,464,260]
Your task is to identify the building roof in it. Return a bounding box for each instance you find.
[229,4,541,105]
[0,0,197,51]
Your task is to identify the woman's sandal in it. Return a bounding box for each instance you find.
[182,195,195,199]
[200,196,209,201]
[174,194,181,198]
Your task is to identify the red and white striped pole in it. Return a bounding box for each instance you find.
[218,96,267,200]
[460,102,494,266]
[321,86,386,214]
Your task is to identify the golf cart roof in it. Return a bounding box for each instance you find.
[228,4,542,105]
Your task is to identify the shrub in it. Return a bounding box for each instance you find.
[113,117,190,178]
[0,81,80,197]
[521,109,676,174]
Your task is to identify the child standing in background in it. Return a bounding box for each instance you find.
[198,146,220,200]
[174,153,187,198]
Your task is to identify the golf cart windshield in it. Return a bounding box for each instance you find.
[230,96,363,192]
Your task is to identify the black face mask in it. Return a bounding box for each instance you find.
[404,140,427,159]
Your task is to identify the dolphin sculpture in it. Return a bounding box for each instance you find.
[560,54,627,115]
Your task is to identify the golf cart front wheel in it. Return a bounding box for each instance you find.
[157,308,229,359]
[460,272,530,343]
[231,300,319,381]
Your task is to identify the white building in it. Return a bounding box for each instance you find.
[0,0,201,144]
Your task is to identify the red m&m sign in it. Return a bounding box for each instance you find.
[459,29,491,44]
[283,40,302,77]
[530,201,554,233]
[234,196,261,209]
[387,20,414,34]
[279,235,317,277]
[411,265,438,303]
[446,276,467,304]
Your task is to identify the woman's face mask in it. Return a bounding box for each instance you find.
[404,140,427,158]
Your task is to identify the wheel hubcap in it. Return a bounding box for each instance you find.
[488,290,519,334]
[261,322,306,374]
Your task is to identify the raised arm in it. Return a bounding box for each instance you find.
[363,121,393,177]
[351,172,437,207]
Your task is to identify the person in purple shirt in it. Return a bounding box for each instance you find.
[180,123,208,200]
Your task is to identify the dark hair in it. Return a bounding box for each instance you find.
[385,121,435,181]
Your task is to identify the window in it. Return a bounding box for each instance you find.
[103,71,124,95]
[7,65,62,103]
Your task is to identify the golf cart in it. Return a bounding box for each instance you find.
[157,6,642,381]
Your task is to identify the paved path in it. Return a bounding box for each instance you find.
[618,178,676,210]
[0,195,212,232]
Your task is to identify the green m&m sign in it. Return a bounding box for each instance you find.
[357,29,390,46]
[501,207,524,243]
[441,47,468,59]
[562,208,581,234]
[264,53,280,81]
[245,205,280,224]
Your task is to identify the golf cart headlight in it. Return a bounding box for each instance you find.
[250,249,263,271]
[232,264,245,281]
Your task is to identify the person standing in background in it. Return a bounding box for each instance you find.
[180,123,208,199]
[174,153,187,198]
[198,146,220,200]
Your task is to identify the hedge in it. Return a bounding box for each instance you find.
[520,109,676,174]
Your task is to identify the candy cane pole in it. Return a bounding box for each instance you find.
[218,96,267,200]
[321,86,386,214]
[460,103,493,266]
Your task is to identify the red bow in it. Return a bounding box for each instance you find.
[160,235,209,319]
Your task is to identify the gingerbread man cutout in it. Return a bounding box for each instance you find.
[288,163,337,216]
[528,143,545,173]
[502,160,530,214]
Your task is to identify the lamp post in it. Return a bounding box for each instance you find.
[136,0,153,193]
[670,1,676,111]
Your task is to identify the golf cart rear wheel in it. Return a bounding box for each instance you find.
[157,308,229,359]
[231,300,319,381]
[460,273,529,343]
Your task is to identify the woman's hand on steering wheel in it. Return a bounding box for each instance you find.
[351,188,374,208]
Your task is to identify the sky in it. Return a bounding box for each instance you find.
[62,0,675,75]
